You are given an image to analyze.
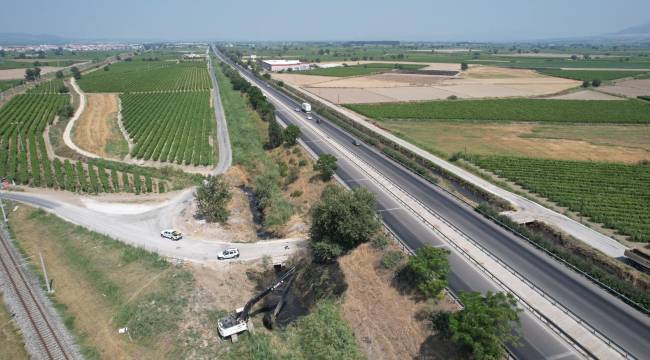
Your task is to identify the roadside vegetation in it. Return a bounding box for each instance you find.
[0,79,23,92]
[7,205,195,359]
[215,59,295,234]
[195,174,231,223]
[347,98,650,124]
[0,295,28,359]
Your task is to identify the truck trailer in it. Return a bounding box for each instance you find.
[301,102,311,113]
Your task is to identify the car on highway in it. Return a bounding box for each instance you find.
[160,229,183,241]
[294,107,300,112]
[352,139,361,146]
[307,114,313,120]
[218,248,240,260]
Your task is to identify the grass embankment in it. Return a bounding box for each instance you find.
[538,69,650,81]
[7,205,194,359]
[347,99,650,124]
[0,295,28,360]
[469,155,650,243]
[300,63,425,77]
[215,61,296,233]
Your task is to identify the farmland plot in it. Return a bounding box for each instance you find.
[120,91,215,166]
[77,60,211,92]
[347,99,650,123]
[470,156,650,242]
[0,93,169,193]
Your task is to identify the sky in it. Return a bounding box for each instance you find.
[1,0,649,42]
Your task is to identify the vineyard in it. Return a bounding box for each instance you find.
[0,93,170,194]
[538,69,650,81]
[470,155,650,242]
[27,79,66,94]
[77,60,211,92]
[347,98,650,124]
[120,91,216,166]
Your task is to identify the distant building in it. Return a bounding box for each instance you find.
[261,59,310,72]
[183,53,205,59]
[314,63,342,69]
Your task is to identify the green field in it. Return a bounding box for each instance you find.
[538,69,650,81]
[298,63,425,77]
[77,60,211,92]
[347,99,650,124]
[121,91,215,166]
[470,156,650,242]
[0,79,23,92]
[0,59,78,70]
[640,96,650,101]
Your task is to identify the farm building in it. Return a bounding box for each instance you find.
[314,63,343,69]
[261,59,310,72]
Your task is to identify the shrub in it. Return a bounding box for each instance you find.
[399,245,450,298]
[381,250,404,269]
[311,241,343,263]
[370,234,390,249]
[195,175,231,223]
[314,154,338,181]
[298,159,308,167]
[290,190,303,198]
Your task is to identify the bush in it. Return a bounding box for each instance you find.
[370,234,390,249]
[290,190,303,198]
[314,154,338,181]
[592,79,602,87]
[381,250,404,269]
[311,240,343,263]
[298,159,308,167]
[399,245,450,298]
[310,185,380,257]
[195,175,231,223]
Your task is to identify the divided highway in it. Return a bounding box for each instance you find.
[213,47,650,359]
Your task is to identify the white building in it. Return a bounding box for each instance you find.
[314,63,343,69]
[261,59,310,72]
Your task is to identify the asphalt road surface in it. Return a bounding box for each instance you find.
[217,51,650,359]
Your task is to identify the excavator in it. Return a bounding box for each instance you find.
[217,266,296,340]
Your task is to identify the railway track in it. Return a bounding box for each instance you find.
[0,226,76,360]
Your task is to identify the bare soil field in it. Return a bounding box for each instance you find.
[276,65,579,104]
[599,79,650,98]
[0,66,63,80]
[548,90,624,100]
[380,120,650,163]
[73,93,128,159]
[339,243,461,360]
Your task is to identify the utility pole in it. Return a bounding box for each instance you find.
[39,253,54,294]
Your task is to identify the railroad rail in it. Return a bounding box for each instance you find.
[0,224,76,360]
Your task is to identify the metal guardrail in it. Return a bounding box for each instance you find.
[218,52,634,359]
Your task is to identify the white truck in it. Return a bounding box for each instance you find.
[301,102,311,113]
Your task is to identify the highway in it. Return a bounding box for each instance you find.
[213,47,650,359]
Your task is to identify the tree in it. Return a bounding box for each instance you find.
[461,62,469,71]
[591,79,602,87]
[581,80,591,88]
[104,65,110,71]
[24,68,36,81]
[447,291,521,360]
[57,104,74,119]
[267,118,284,149]
[310,185,380,262]
[314,154,337,181]
[195,175,232,223]
[400,245,450,298]
[70,66,81,80]
[55,70,64,79]
[283,124,301,146]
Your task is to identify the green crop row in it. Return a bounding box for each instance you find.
[77,60,211,93]
[538,69,650,81]
[27,79,67,94]
[468,155,650,242]
[121,91,215,166]
[347,98,650,124]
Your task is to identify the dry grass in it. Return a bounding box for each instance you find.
[73,93,128,159]
[338,243,461,360]
[0,295,28,360]
[380,120,650,163]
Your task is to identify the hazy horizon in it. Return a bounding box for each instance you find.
[1,0,649,42]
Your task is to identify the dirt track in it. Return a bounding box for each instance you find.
[73,93,123,159]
